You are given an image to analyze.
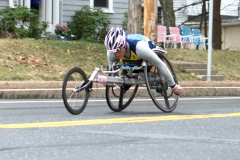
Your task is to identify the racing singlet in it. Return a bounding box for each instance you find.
[121,34,154,61]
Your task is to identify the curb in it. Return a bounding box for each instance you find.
[1,87,240,99]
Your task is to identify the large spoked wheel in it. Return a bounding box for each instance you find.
[62,67,89,115]
[144,52,179,113]
[106,84,139,112]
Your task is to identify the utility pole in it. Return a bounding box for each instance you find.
[207,0,213,82]
[144,0,158,43]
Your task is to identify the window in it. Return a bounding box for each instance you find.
[90,0,114,13]
[94,0,108,8]
[31,0,40,10]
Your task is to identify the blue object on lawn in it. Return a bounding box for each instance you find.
[57,34,69,41]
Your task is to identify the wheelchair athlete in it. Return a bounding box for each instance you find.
[104,27,183,95]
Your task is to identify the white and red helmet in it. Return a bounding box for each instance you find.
[104,27,126,53]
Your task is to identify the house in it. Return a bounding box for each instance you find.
[184,0,240,50]
[1,0,240,50]
[1,0,129,34]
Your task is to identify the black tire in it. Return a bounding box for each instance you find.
[144,52,179,113]
[62,67,89,115]
[106,85,139,112]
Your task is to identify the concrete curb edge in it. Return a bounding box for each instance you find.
[1,87,240,99]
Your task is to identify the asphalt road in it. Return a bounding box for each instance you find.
[0,97,240,160]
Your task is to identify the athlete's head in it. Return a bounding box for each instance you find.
[104,27,126,53]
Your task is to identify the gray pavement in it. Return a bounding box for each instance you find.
[0,81,240,99]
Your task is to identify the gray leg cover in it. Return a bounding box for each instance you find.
[136,41,175,86]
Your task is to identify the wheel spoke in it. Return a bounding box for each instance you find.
[106,85,138,112]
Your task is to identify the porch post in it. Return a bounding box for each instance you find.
[53,0,60,26]
[45,0,52,24]
[39,0,45,22]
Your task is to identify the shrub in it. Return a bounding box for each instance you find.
[68,5,110,43]
[0,6,48,39]
[122,12,128,31]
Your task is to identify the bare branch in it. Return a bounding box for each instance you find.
[174,1,203,12]
[177,12,209,27]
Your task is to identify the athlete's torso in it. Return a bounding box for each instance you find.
[121,34,154,61]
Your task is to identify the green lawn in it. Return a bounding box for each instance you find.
[0,39,239,81]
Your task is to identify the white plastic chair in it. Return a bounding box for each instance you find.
[180,27,193,49]
[157,26,167,48]
[192,29,208,50]
[165,27,182,48]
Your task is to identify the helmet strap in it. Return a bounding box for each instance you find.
[123,43,127,49]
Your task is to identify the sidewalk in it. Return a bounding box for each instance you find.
[0,81,240,99]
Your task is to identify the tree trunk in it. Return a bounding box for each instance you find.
[159,0,175,33]
[212,0,222,49]
[127,0,142,34]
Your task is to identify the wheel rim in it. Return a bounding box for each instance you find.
[62,67,89,115]
[144,53,179,113]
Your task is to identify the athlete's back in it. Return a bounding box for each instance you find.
[126,34,154,50]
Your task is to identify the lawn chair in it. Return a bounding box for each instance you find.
[165,27,182,48]
[192,29,208,50]
[180,27,193,49]
[157,25,167,48]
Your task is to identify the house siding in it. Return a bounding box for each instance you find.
[61,0,128,28]
[61,0,88,25]
[186,0,239,17]
[186,0,203,16]
[1,0,238,25]
[0,0,9,9]
[110,1,128,27]
[0,1,8,10]
[173,0,188,26]
[221,0,239,16]
[0,1,8,20]
[222,26,240,50]
[1,0,239,50]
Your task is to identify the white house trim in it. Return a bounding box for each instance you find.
[9,0,30,8]
[9,0,19,8]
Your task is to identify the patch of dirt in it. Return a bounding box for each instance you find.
[180,81,240,87]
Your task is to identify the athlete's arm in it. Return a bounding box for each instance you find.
[107,51,117,70]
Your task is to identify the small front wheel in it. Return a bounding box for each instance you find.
[62,67,89,115]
